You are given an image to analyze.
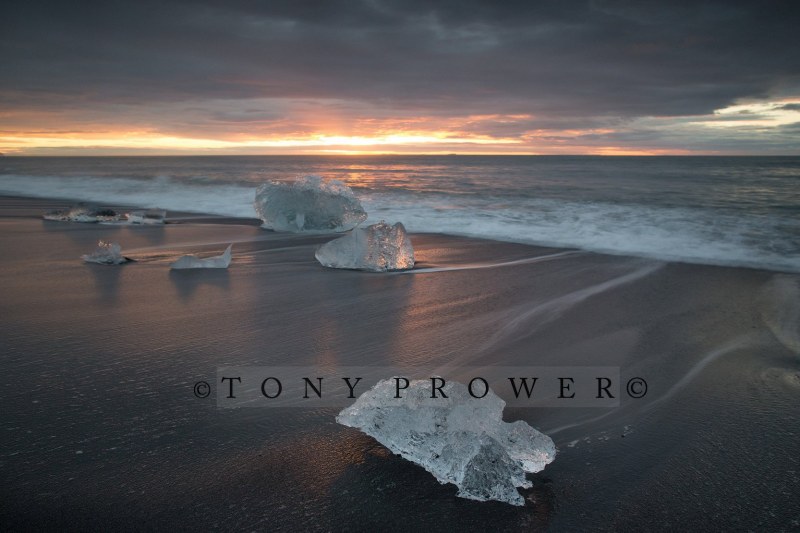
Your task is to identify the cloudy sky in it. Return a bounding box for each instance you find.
[2,0,799,155]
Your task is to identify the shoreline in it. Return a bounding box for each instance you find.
[2,193,797,276]
[2,154,798,276]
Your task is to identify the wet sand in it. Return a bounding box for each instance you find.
[1,196,799,531]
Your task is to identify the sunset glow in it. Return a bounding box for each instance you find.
[3,98,798,156]
[2,0,798,157]
[0,130,524,155]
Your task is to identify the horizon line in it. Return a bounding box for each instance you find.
[3,153,799,158]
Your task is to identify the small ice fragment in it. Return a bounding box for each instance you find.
[170,244,233,269]
[253,175,367,232]
[81,241,131,265]
[127,208,166,224]
[44,204,122,223]
[336,378,556,506]
[315,221,414,272]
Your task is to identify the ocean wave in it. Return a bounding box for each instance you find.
[1,173,798,273]
[362,191,800,273]
[0,174,254,218]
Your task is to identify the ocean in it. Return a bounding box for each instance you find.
[1,155,799,272]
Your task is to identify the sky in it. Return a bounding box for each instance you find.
[1,0,799,156]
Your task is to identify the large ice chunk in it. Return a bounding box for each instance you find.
[315,221,414,272]
[81,241,131,265]
[336,378,556,506]
[170,244,233,269]
[254,175,367,232]
[44,204,122,223]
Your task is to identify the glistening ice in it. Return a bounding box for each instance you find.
[315,221,414,272]
[254,175,367,233]
[44,204,122,223]
[81,241,131,265]
[336,378,556,506]
[170,244,233,269]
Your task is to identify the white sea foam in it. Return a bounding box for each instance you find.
[1,173,798,273]
[360,192,800,273]
[0,174,253,218]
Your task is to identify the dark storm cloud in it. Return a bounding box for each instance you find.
[2,0,799,120]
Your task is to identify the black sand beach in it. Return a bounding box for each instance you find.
[1,196,799,531]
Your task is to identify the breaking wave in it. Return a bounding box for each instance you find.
[1,169,798,273]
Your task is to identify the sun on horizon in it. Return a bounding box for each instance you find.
[2,99,799,157]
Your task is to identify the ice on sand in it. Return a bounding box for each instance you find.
[315,221,414,272]
[127,208,166,224]
[44,204,122,223]
[254,175,367,232]
[81,241,131,265]
[170,244,233,269]
[336,378,556,506]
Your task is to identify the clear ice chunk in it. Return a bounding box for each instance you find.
[81,241,131,265]
[336,378,556,506]
[315,221,414,272]
[126,208,166,224]
[253,175,367,232]
[170,244,233,269]
[44,204,122,223]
